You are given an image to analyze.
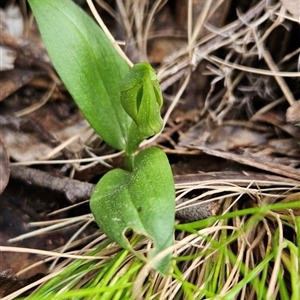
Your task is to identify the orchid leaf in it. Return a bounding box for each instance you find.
[28,0,131,150]
[90,147,175,274]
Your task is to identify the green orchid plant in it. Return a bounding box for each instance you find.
[28,0,175,274]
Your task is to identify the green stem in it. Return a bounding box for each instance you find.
[125,121,145,171]
[124,154,134,172]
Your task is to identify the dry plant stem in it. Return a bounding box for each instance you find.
[48,218,94,272]
[1,269,63,300]
[132,226,235,299]
[132,1,145,56]
[189,146,300,181]
[187,0,193,58]
[8,214,92,243]
[0,246,102,261]
[157,0,267,90]
[275,10,300,24]
[189,0,212,46]
[220,238,246,295]
[10,150,123,166]
[160,69,187,91]
[94,0,118,23]
[14,81,57,117]
[86,0,133,67]
[52,232,99,255]
[4,235,111,299]
[44,125,92,160]
[251,96,286,119]
[243,226,267,298]
[197,1,265,48]
[279,47,300,65]
[266,214,284,299]
[262,50,295,105]
[207,55,300,77]
[115,0,132,40]
[47,200,89,217]
[142,0,167,58]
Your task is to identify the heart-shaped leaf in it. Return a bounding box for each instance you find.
[90,147,175,274]
[28,0,131,150]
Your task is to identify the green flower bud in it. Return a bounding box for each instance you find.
[121,62,163,138]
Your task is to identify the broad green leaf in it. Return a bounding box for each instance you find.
[121,62,163,138]
[28,0,131,150]
[90,147,175,274]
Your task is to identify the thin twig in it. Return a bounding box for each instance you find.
[10,166,94,203]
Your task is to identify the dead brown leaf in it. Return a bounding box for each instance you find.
[0,115,63,161]
[0,136,10,194]
[268,138,300,157]
[187,145,300,181]
[179,124,267,151]
[253,111,300,139]
[0,69,43,101]
[0,112,91,162]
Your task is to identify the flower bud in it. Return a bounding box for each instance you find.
[121,62,163,138]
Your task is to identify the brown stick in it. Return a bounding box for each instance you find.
[9,166,94,203]
[9,166,300,222]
